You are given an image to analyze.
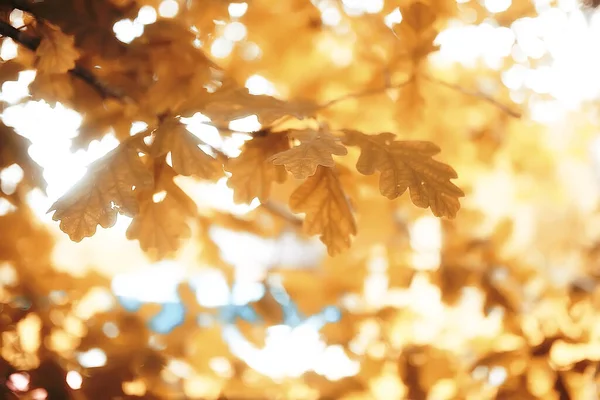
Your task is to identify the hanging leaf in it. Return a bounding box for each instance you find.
[225,133,289,204]
[152,119,223,180]
[269,128,348,179]
[343,129,464,218]
[48,143,153,241]
[289,165,356,255]
[35,22,80,74]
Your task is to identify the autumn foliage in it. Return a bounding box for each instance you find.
[1,0,599,399]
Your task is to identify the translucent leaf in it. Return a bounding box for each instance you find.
[269,129,348,179]
[48,144,153,241]
[225,133,289,204]
[289,165,356,255]
[152,120,222,180]
[343,129,464,218]
[35,22,80,74]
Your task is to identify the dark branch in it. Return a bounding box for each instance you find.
[0,19,126,101]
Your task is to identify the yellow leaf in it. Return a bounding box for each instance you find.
[48,143,153,241]
[35,22,80,74]
[152,120,222,180]
[203,79,317,125]
[343,130,464,218]
[289,165,356,255]
[269,128,348,179]
[225,133,289,204]
[126,193,192,259]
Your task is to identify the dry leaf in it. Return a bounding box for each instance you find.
[126,162,198,258]
[225,133,289,204]
[269,128,348,179]
[343,129,464,218]
[35,22,80,74]
[152,120,222,180]
[203,79,317,125]
[126,194,191,259]
[289,165,356,255]
[48,143,153,241]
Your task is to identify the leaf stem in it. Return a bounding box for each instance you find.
[423,75,521,118]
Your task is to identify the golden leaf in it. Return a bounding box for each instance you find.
[225,133,289,204]
[343,129,464,218]
[35,22,80,74]
[48,143,153,241]
[202,80,317,125]
[152,120,222,180]
[0,122,46,193]
[289,165,356,255]
[126,195,191,259]
[127,162,198,258]
[269,129,348,179]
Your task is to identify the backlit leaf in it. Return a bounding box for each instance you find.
[152,120,222,180]
[343,129,464,218]
[289,165,356,255]
[269,128,348,179]
[35,22,80,74]
[48,143,153,241]
[225,133,289,204]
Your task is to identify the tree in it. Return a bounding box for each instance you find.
[0,0,598,399]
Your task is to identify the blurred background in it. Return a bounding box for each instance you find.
[2,0,600,398]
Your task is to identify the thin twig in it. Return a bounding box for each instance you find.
[0,19,126,101]
[318,78,412,109]
[424,75,521,118]
[261,200,303,227]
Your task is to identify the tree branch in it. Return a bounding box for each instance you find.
[424,75,521,118]
[0,19,126,101]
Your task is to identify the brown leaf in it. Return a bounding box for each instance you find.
[48,143,153,241]
[225,133,289,204]
[35,22,80,74]
[152,120,222,180]
[202,79,317,125]
[289,165,356,255]
[29,73,74,104]
[343,129,464,218]
[126,162,198,258]
[126,193,191,259]
[269,128,348,179]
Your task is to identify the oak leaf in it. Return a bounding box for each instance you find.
[289,165,356,255]
[35,22,80,74]
[48,143,153,241]
[343,130,464,218]
[126,162,198,259]
[202,80,317,126]
[152,120,222,180]
[225,133,289,204]
[269,129,348,179]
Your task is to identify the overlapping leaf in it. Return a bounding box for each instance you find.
[343,129,464,218]
[269,129,348,179]
[48,143,153,241]
[225,133,289,204]
[0,122,46,194]
[126,164,197,259]
[152,120,222,180]
[289,165,356,255]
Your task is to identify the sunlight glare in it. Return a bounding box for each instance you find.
[77,348,107,368]
[211,37,234,58]
[245,75,277,96]
[158,0,179,18]
[224,22,247,42]
[0,38,17,61]
[228,2,248,18]
[137,5,158,25]
[66,371,83,390]
[113,19,144,43]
